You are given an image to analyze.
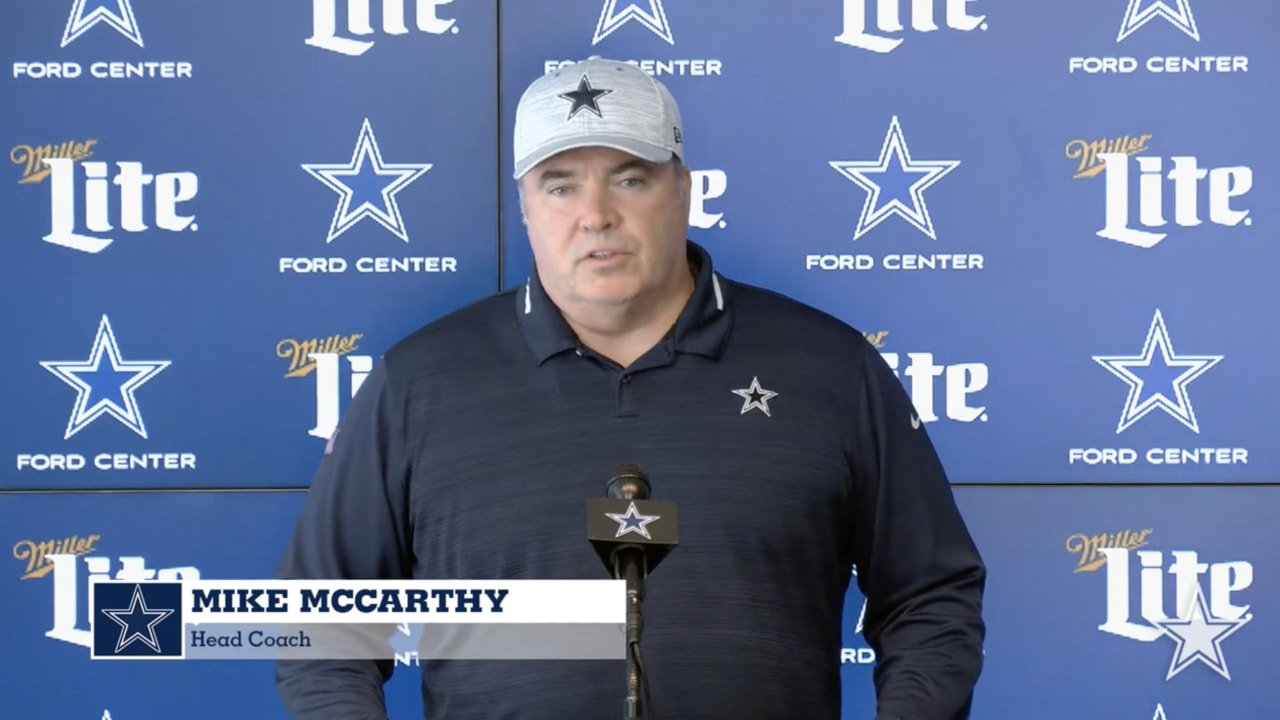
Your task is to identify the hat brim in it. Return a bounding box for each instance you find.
[513,134,677,180]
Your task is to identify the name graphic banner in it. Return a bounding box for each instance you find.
[89,579,627,660]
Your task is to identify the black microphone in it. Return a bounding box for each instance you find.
[607,462,651,502]
[587,463,679,580]
[587,464,679,720]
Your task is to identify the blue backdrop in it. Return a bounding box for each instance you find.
[1,1,1274,718]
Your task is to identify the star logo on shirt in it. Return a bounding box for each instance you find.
[606,501,661,539]
[102,584,174,653]
[1092,309,1222,435]
[1151,583,1251,681]
[593,0,674,45]
[302,118,433,244]
[559,75,613,120]
[61,0,144,48]
[1118,0,1199,42]
[732,376,778,417]
[830,115,961,241]
[41,315,170,440]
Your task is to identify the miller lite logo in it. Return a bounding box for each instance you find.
[1096,152,1252,249]
[875,332,989,424]
[40,156,199,254]
[834,0,988,53]
[309,352,373,440]
[1097,546,1253,681]
[307,0,458,56]
[688,169,727,230]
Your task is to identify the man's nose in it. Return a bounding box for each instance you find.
[578,184,620,233]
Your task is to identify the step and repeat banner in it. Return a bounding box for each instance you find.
[1,1,1274,719]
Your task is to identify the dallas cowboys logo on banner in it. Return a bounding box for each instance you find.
[302,118,433,244]
[40,315,170,440]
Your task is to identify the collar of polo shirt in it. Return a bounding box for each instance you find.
[516,239,731,365]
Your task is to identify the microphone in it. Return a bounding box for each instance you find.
[587,463,679,580]
[587,464,679,720]
[607,462,651,501]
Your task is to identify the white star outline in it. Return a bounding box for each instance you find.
[829,116,961,242]
[605,501,661,539]
[732,376,778,417]
[1092,309,1222,435]
[102,583,174,653]
[62,0,144,48]
[1118,0,1199,43]
[1151,582,1251,681]
[1152,704,1168,720]
[302,118,433,244]
[593,0,674,45]
[40,315,170,440]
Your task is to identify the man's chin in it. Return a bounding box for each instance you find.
[579,291,638,307]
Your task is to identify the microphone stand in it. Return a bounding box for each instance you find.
[614,546,648,719]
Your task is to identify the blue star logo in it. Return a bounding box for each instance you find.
[594,0,674,45]
[1117,0,1199,42]
[102,584,174,654]
[41,315,170,440]
[605,501,661,539]
[61,0,144,48]
[1093,309,1222,435]
[1150,583,1250,681]
[830,116,960,241]
[302,118,433,244]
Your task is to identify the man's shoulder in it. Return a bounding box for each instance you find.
[722,276,876,356]
[382,289,524,379]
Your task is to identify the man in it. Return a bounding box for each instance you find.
[275,56,986,720]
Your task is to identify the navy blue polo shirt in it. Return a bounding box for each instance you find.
[275,241,986,720]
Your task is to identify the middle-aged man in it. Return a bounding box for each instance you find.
[275,56,986,720]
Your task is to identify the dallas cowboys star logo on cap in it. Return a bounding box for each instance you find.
[605,501,660,539]
[559,74,613,120]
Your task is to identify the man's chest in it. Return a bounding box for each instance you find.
[404,359,854,581]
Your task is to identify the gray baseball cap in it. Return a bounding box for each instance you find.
[512,56,684,180]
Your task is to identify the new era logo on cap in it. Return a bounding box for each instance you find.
[512,56,683,180]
